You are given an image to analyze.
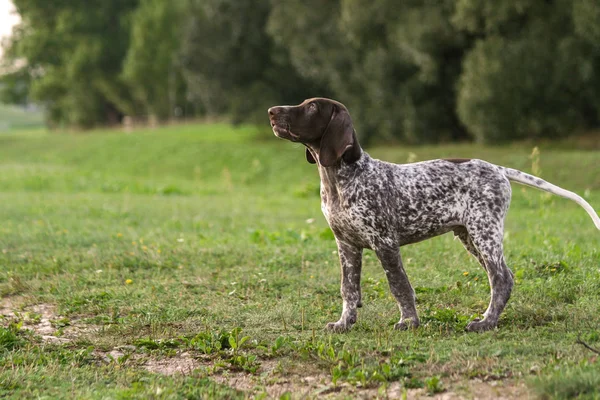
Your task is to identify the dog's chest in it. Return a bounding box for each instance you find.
[321,185,389,247]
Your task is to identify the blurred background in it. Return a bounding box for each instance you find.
[1,0,600,145]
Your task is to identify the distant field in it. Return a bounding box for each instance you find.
[0,103,44,132]
[0,124,599,398]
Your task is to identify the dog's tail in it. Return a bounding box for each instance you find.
[499,167,600,230]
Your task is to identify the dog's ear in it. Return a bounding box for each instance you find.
[305,148,317,164]
[319,105,361,167]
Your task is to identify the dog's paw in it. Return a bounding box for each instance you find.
[325,321,352,333]
[465,318,497,332]
[394,317,420,331]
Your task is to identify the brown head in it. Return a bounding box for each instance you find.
[267,98,362,167]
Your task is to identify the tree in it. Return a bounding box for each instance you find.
[4,0,140,128]
[0,67,31,105]
[121,0,188,121]
[180,0,325,125]
[3,0,598,140]
[455,0,600,142]
[268,0,471,144]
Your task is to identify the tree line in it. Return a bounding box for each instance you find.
[1,0,599,143]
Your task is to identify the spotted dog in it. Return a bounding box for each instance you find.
[268,98,600,332]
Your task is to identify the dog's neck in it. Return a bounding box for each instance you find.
[316,150,368,200]
[305,139,363,168]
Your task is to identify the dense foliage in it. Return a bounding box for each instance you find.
[2,0,600,142]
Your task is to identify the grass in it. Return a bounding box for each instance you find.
[0,103,44,132]
[0,123,599,398]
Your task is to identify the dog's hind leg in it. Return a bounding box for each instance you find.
[453,226,487,272]
[463,221,514,332]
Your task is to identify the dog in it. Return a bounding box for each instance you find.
[268,97,600,332]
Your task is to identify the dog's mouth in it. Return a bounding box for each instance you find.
[271,121,299,141]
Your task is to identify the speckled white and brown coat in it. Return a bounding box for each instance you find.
[268,98,600,332]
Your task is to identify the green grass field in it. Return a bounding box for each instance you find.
[0,123,599,399]
[0,104,44,132]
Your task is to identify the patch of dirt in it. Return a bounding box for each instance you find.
[0,295,25,317]
[0,296,98,344]
[209,359,331,398]
[138,353,532,399]
[144,351,206,375]
[27,304,71,344]
[139,354,332,397]
[401,379,532,400]
[225,373,530,399]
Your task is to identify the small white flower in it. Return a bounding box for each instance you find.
[305,218,315,224]
[177,238,184,243]
[95,269,103,274]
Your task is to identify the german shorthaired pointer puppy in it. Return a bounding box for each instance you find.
[268,98,600,333]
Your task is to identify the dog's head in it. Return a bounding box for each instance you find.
[268,98,361,167]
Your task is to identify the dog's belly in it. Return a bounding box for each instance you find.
[396,223,457,246]
[395,205,464,245]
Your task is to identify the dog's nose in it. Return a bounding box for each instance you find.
[269,106,286,117]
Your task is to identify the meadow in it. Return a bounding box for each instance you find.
[0,104,44,132]
[0,123,599,399]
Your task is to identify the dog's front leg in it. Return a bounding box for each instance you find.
[376,247,420,330]
[326,240,363,333]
